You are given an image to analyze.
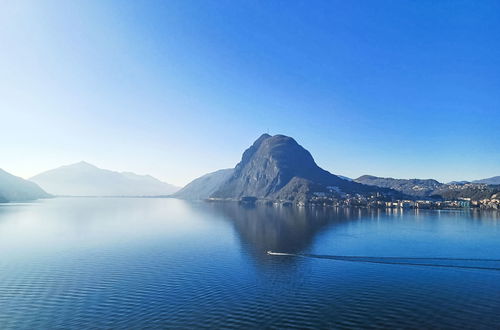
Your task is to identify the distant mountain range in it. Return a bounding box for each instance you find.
[434,184,500,201]
[355,175,444,198]
[472,176,500,185]
[2,134,498,203]
[30,161,180,197]
[447,177,500,185]
[0,168,50,202]
[174,134,499,203]
[355,175,500,200]
[178,134,398,202]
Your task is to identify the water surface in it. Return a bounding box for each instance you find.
[1,198,500,328]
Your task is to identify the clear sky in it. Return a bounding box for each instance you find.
[1,0,499,186]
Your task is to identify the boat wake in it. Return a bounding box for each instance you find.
[266,251,500,271]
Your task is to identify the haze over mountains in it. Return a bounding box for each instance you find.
[472,176,500,185]
[0,169,50,202]
[1,134,498,204]
[30,162,179,197]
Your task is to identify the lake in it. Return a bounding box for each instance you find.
[1,198,500,329]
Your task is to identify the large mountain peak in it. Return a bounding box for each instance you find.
[211,133,380,201]
[235,134,317,177]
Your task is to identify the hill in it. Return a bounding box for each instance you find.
[472,176,500,185]
[356,175,500,201]
[30,162,179,196]
[355,175,444,198]
[173,169,234,200]
[0,168,50,202]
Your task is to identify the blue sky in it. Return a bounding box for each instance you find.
[1,0,499,185]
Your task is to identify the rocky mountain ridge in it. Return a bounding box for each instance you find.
[182,134,399,202]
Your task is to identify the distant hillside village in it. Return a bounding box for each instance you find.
[306,192,500,210]
[303,180,500,210]
[207,191,500,210]
[207,181,500,210]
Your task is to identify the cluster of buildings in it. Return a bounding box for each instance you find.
[476,195,500,210]
[224,191,500,210]
[307,193,500,210]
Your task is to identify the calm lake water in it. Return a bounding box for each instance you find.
[1,198,500,329]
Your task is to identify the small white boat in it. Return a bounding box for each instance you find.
[267,251,292,256]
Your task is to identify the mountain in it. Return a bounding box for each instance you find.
[355,175,500,200]
[173,169,234,200]
[472,176,500,185]
[0,168,50,202]
[447,181,470,185]
[30,162,180,197]
[355,175,444,197]
[433,183,500,201]
[210,134,395,202]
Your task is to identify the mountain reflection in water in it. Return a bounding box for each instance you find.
[207,204,352,260]
[204,203,500,267]
[1,198,500,329]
